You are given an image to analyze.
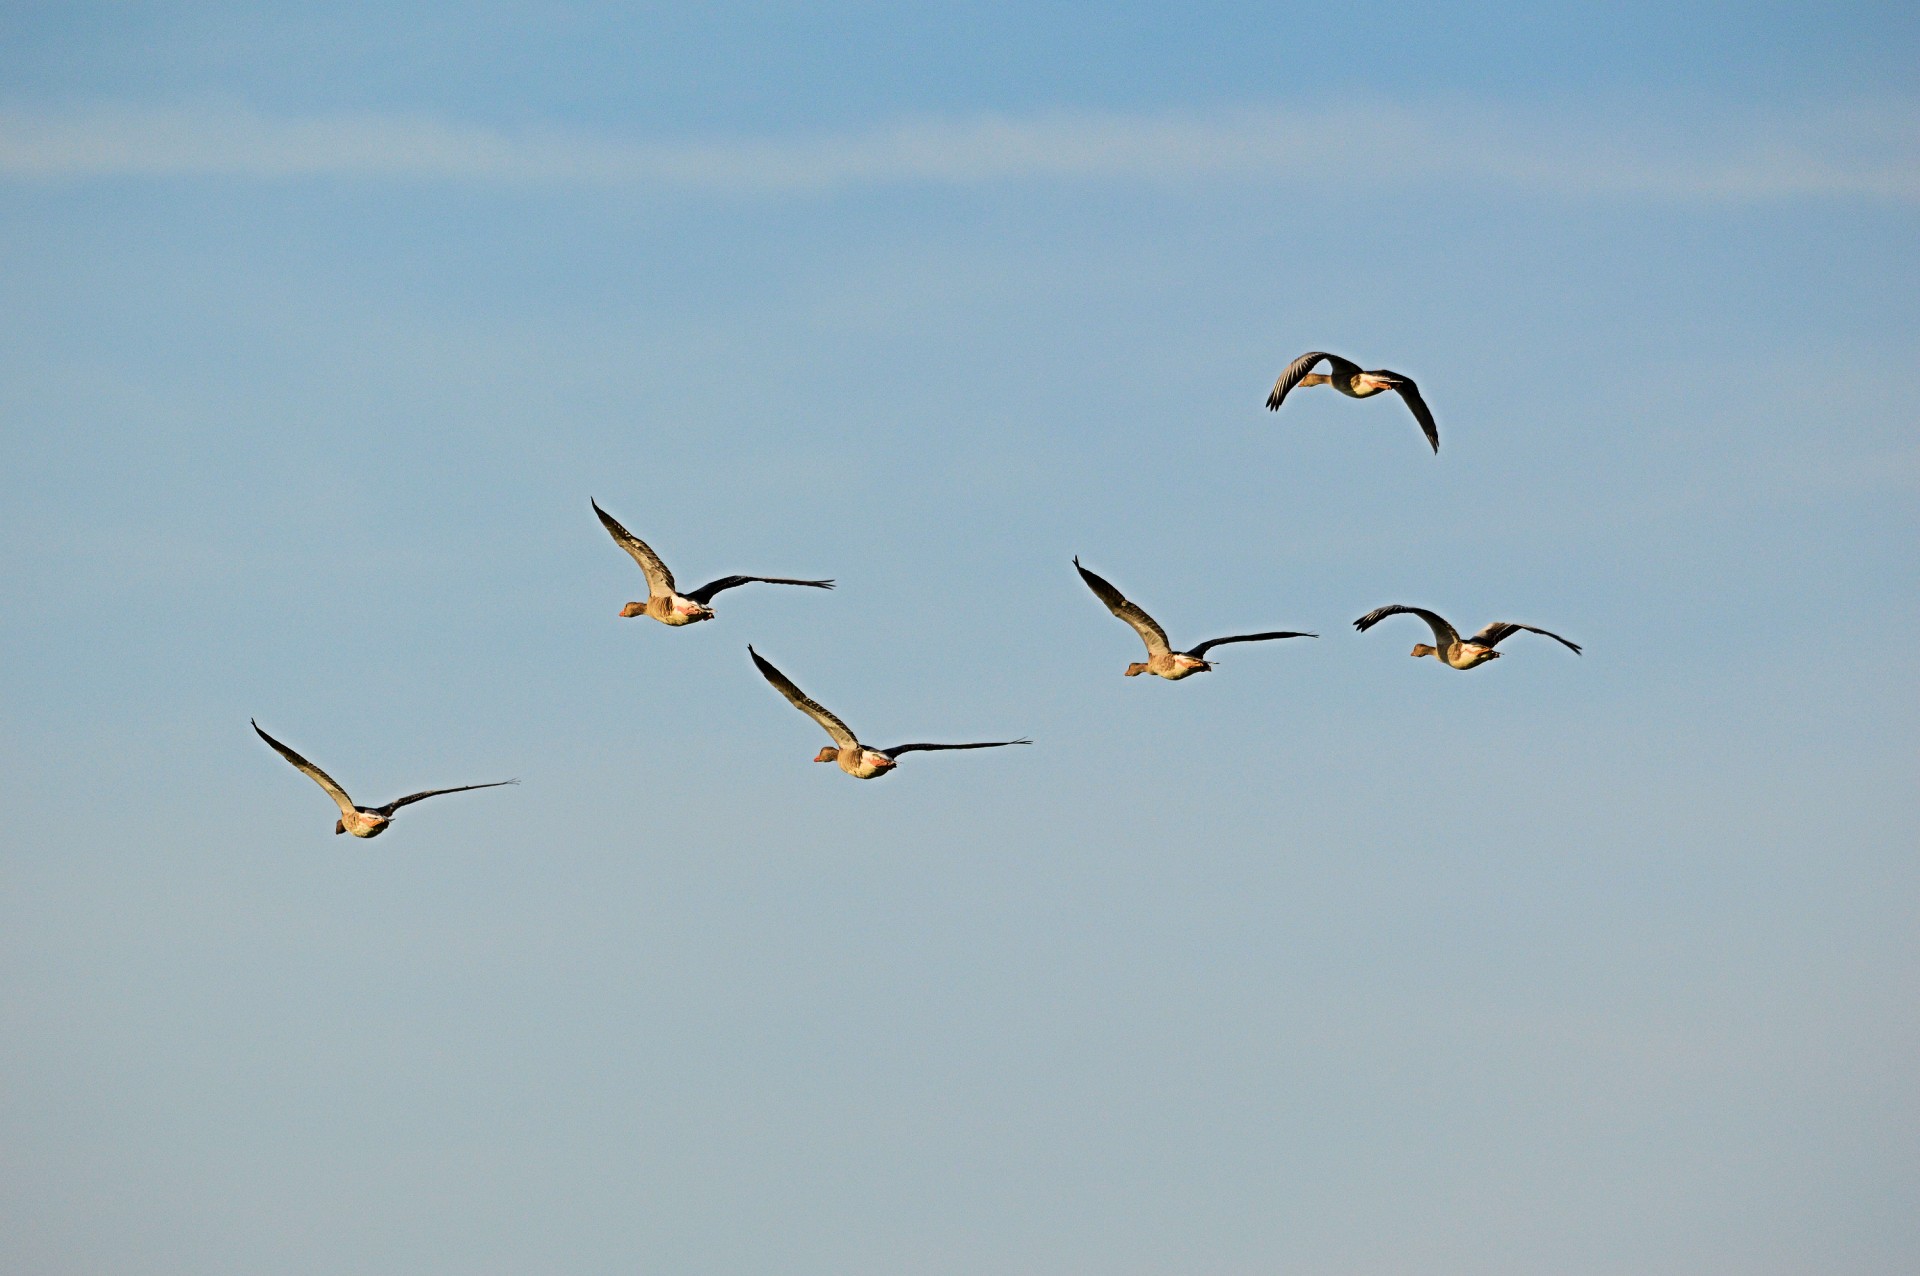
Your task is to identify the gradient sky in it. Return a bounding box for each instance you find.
[2,4,1916,1274]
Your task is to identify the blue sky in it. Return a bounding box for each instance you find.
[2,4,1916,1274]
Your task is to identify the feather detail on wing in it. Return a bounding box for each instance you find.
[1468,621,1582,654]
[684,575,835,606]
[749,646,859,748]
[252,719,357,816]
[375,779,518,816]
[592,499,675,596]
[876,739,1031,758]
[1074,558,1171,656]
[1185,631,1317,659]
[1353,605,1461,650]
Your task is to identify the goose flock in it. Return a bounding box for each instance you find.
[255,349,1580,821]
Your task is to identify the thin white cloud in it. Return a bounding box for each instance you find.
[1,100,1915,202]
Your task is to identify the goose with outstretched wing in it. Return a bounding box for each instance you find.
[748,646,1029,779]
[252,720,516,837]
[1353,605,1581,670]
[1266,351,1439,453]
[1074,558,1315,680]
[593,498,833,625]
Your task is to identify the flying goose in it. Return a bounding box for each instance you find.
[1353,606,1581,669]
[1265,351,1439,453]
[593,498,833,625]
[748,646,1029,779]
[1074,557,1315,680]
[252,720,517,837]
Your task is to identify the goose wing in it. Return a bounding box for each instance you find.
[375,778,518,816]
[592,499,675,596]
[1185,630,1318,659]
[749,646,859,748]
[1468,621,1582,655]
[252,719,356,816]
[1386,373,1440,453]
[1266,351,1357,410]
[1353,605,1460,650]
[1074,558,1171,657]
[684,575,835,606]
[875,738,1031,759]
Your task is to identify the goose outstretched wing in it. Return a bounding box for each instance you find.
[592,499,675,596]
[1386,374,1440,453]
[1468,621,1582,655]
[1353,605,1461,650]
[1074,558,1171,657]
[1185,631,1317,659]
[375,779,518,816]
[875,738,1031,759]
[252,719,357,817]
[749,646,859,748]
[685,575,835,606]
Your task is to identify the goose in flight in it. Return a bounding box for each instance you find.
[748,646,1029,779]
[1265,351,1440,453]
[252,720,517,837]
[593,498,833,625]
[1074,557,1315,680]
[1353,606,1581,670]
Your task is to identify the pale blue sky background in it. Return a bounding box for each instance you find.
[2,4,1916,1273]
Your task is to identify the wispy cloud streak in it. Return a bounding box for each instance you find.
[2,100,1915,202]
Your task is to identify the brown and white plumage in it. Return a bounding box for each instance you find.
[748,646,1029,779]
[593,498,833,625]
[1074,558,1315,680]
[251,720,516,837]
[1265,351,1439,453]
[1353,605,1581,670]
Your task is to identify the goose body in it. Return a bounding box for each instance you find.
[252,720,516,836]
[748,646,1029,779]
[593,499,833,625]
[1353,605,1581,670]
[1074,558,1315,679]
[1266,351,1440,453]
